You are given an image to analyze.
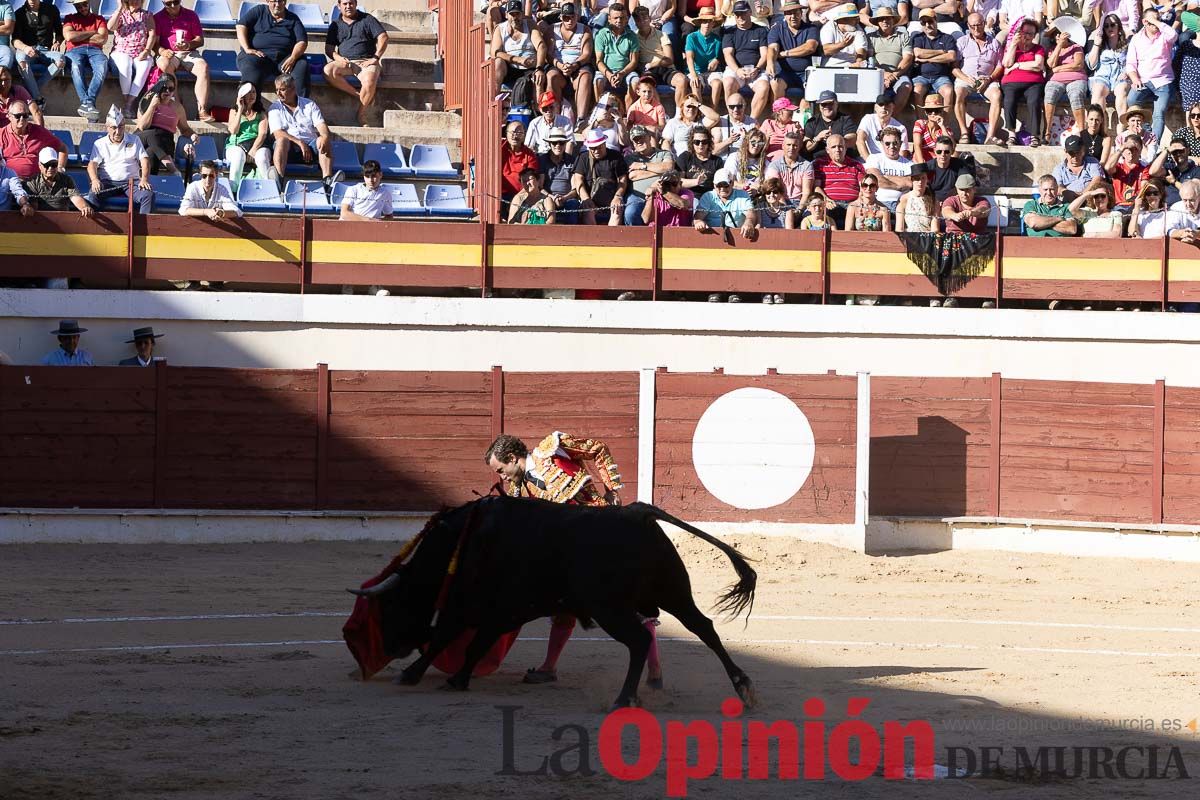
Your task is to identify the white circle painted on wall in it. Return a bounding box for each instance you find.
[691,387,816,510]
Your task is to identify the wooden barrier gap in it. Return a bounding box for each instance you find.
[490,364,504,440]
[990,372,1002,518]
[153,360,169,508]
[316,363,330,509]
[1153,378,1166,525]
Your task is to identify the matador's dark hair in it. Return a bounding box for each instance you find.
[483,434,528,464]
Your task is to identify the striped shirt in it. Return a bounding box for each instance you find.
[813,156,864,203]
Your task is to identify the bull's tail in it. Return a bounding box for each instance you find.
[640,504,757,621]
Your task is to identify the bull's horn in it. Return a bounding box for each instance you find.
[346,573,402,597]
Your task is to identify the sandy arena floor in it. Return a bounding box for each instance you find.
[2,533,1199,799]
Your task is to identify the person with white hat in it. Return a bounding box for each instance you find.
[40,320,94,367]
[86,104,154,213]
[865,7,913,112]
[571,128,629,224]
[694,166,757,238]
[225,82,272,193]
[21,146,91,217]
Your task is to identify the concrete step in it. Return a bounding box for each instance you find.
[382,109,461,137]
[198,27,437,60]
[43,114,463,164]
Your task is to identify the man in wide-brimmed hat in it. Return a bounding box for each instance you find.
[118,327,164,367]
[866,6,913,112]
[767,0,819,112]
[40,320,94,366]
[818,3,868,68]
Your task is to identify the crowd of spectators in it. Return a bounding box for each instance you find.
[0,0,388,210]
[491,0,1200,245]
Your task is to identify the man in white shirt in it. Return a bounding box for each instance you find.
[85,105,154,213]
[864,125,912,210]
[179,159,243,219]
[856,89,911,159]
[525,90,574,154]
[267,72,343,191]
[339,159,393,220]
[1166,179,1200,244]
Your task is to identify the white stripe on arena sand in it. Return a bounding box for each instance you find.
[3,612,1199,636]
[1,637,1197,659]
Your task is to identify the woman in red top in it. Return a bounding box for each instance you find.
[912,95,953,162]
[1000,19,1046,147]
[500,119,540,202]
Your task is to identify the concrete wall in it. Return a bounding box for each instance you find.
[4,290,1200,387]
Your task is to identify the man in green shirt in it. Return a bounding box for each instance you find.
[592,3,639,101]
[1022,175,1078,237]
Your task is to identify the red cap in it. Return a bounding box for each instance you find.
[538,91,557,109]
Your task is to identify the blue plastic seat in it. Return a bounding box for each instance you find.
[52,129,80,166]
[78,131,105,164]
[284,179,334,213]
[288,2,326,29]
[55,0,74,18]
[236,0,264,20]
[195,0,237,28]
[203,50,240,81]
[361,143,410,177]
[326,0,365,20]
[146,0,163,12]
[409,145,457,180]
[330,141,361,176]
[175,135,222,168]
[66,171,90,195]
[237,178,287,213]
[149,174,186,211]
[305,53,330,84]
[423,184,473,218]
[98,0,119,16]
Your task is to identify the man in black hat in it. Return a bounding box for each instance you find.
[40,320,94,366]
[1051,134,1104,201]
[803,89,857,159]
[119,327,164,367]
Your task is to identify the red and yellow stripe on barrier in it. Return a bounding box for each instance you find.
[829,231,997,299]
[309,220,481,287]
[136,217,302,285]
[660,228,823,294]
[0,212,129,285]
[1003,238,1163,302]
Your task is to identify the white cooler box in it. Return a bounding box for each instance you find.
[803,67,885,103]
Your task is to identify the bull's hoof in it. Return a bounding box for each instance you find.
[522,668,558,684]
[394,668,423,686]
[646,675,664,690]
[440,677,470,692]
[734,675,757,710]
[609,695,641,711]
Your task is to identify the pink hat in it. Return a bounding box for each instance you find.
[772,97,797,113]
[584,131,608,148]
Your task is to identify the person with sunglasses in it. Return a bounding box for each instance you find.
[694,167,758,239]
[135,76,197,176]
[712,93,753,157]
[925,134,976,202]
[912,94,953,163]
[674,126,722,194]
[863,125,911,212]
[546,2,594,122]
[0,98,65,179]
[19,145,91,217]
[1086,14,1129,124]
[1150,135,1200,205]
[0,65,41,127]
[910,9,958,114]
[844,175,892,232]
[999,18,1046,147]
[1051,133,1104,201]
[179,159,242,220]
[1128,178,1166,238]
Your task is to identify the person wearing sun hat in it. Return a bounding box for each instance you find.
[818,2,868,68]
[683,7,725,109]
[572,128,629,224]
[721,0,772,119]
[866,6,913,112]
[40,321,94,367]
[767,0,820,107]
[912,93,953,162]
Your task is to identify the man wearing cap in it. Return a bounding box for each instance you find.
[952,12,1002,146]
[867,7,913,112]
[722,0,772,120]
[802,90,856,159]
[624,122,674,225]
[572,128,629,224]
[1126,8,1175,144]
[1022,174,1078,237]
[323,0,388,127]
[1150,136,1200,206]
[767,0,819,108]
[941,173,991,233]
[526,90,574,153]
[927,134,977,201]
[61,0,108,120]
[155,0,212,123]
[0,99,64,179]
[21,145,90,217]
[761,96,797,157]
[545,2,593,122]
[857,89,910,159]
[632,6,687,110]
[12,0,66,108]
[812,133,864,226]
[1052,133,1105,200]
[764,128,813,206]
[236,0,310,98]
[41,321,94,366]
[491,1,546,100]
[539,127,581,221]
[694,167,757,237]
[819,3,868,68]
[910,8,958,111]
[593,3,639,101]
[85,105,154,214]
[119,327,163,367]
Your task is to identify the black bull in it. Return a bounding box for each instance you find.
[347,495,758,709]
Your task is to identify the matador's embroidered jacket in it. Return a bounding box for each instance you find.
[503,431,624,506]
